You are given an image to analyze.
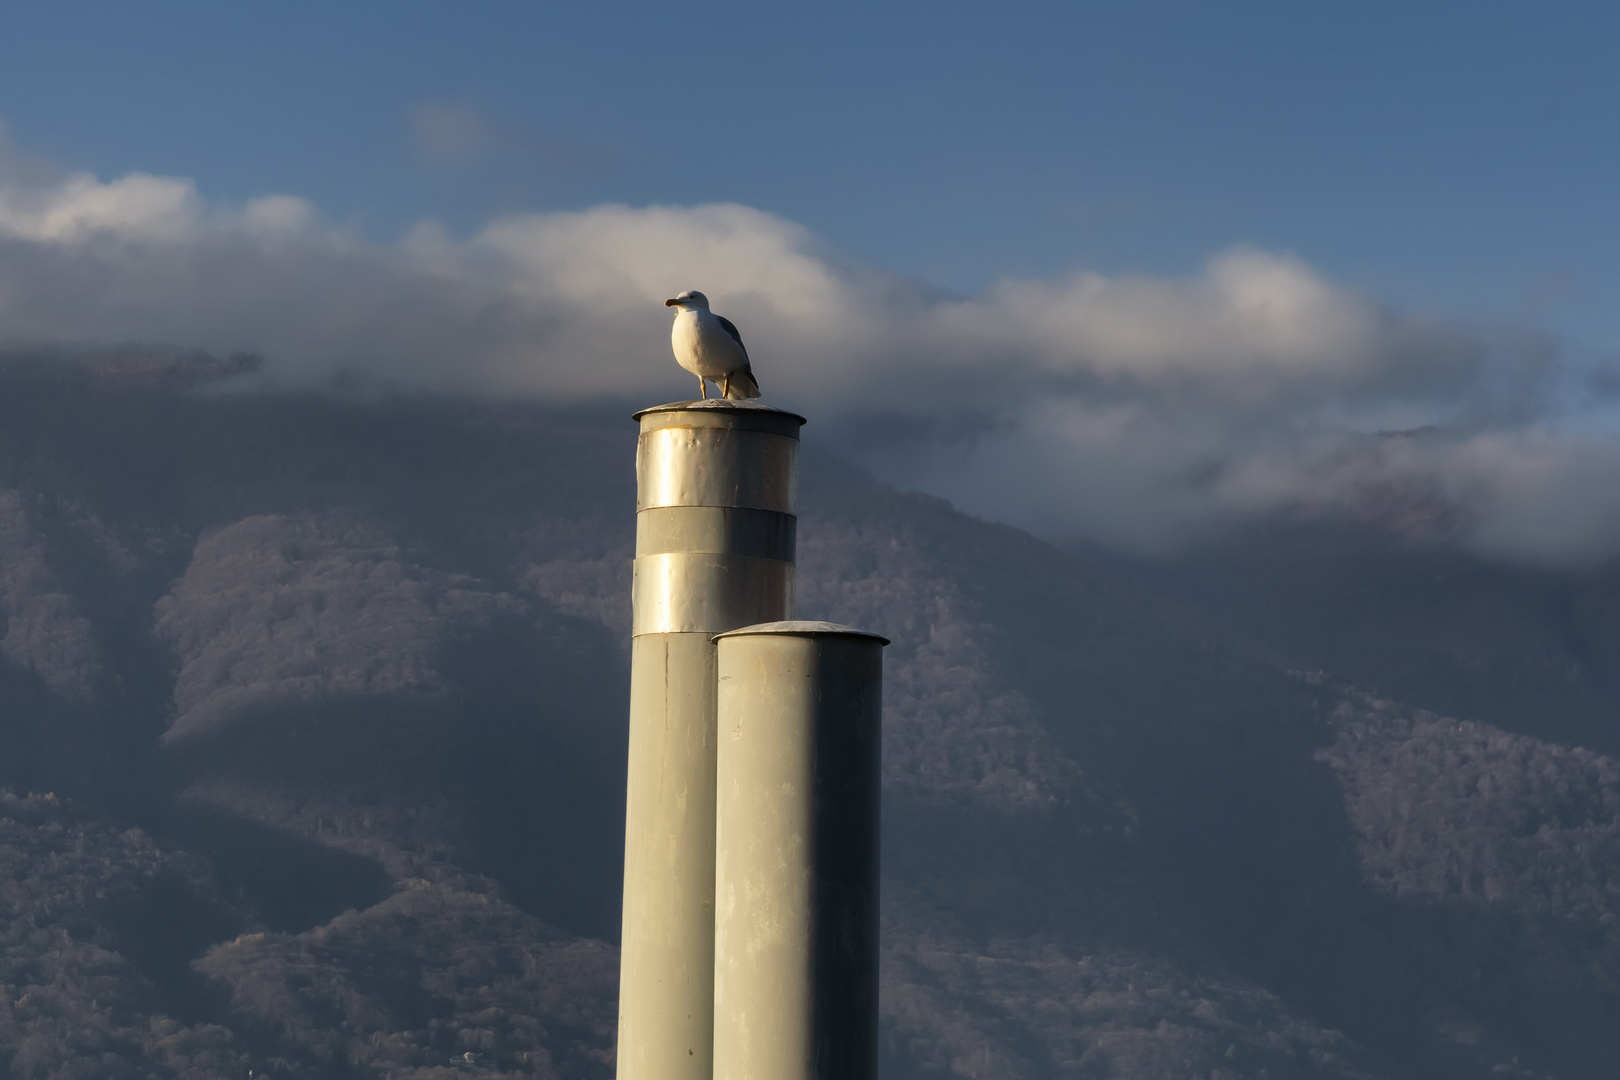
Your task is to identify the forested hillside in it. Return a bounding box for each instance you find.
[1,349,1617,1079]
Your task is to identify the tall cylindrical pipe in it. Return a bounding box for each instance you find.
[712,621,887,1080]
[617,400,806,1080]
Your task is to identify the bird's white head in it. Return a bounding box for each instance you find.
[664,289,710,312]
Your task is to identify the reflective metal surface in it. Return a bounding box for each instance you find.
[634,398,807,435]
[637,427,799,513]
[619,400,806,1080]
[618,632,718,1080]
[633,553,794,636]
[714,628,885,1080]
[636,506,796,561]
[714,620,890,645]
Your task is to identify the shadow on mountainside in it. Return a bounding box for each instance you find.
[149,598,631,940]
[1094,523,1620,759]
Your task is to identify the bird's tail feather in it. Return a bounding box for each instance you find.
[725,366,761,400]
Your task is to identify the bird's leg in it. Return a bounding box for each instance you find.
[698,377,708,400]
[721,374,731,397]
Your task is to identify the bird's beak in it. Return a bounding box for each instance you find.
[664,298,680,307]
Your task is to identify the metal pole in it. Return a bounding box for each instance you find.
[712,621,887,1080]
[618,400,805,1080]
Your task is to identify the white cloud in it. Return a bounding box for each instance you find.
[0,171,201,243]
[241,195,316,235]
[930,249,1387,391]
[0,146,1614,565]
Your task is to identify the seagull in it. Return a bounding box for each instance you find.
[664,290,761,400]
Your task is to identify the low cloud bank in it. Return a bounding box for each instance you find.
[0,145,1615,564]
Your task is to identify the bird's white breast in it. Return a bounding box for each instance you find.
[671,310,748,378]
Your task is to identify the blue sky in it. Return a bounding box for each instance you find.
[5,1,1616,333]
[2,1,1619,560]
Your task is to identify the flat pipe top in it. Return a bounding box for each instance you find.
[714,620,890,645]
[634,399,807,437]
[634,398,808,422]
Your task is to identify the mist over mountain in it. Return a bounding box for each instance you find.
[6,147,1620,569]
[1,347,1619,1078]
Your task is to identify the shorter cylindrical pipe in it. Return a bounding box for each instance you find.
[712,621,887,1080]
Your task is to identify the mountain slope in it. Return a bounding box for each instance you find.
[0,350,1615,1077]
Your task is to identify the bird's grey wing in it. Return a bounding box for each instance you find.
[724,362,761,400]
[715,315,749,358]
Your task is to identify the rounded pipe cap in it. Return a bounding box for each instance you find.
[633,399,808,426]
[712,620,890,645]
